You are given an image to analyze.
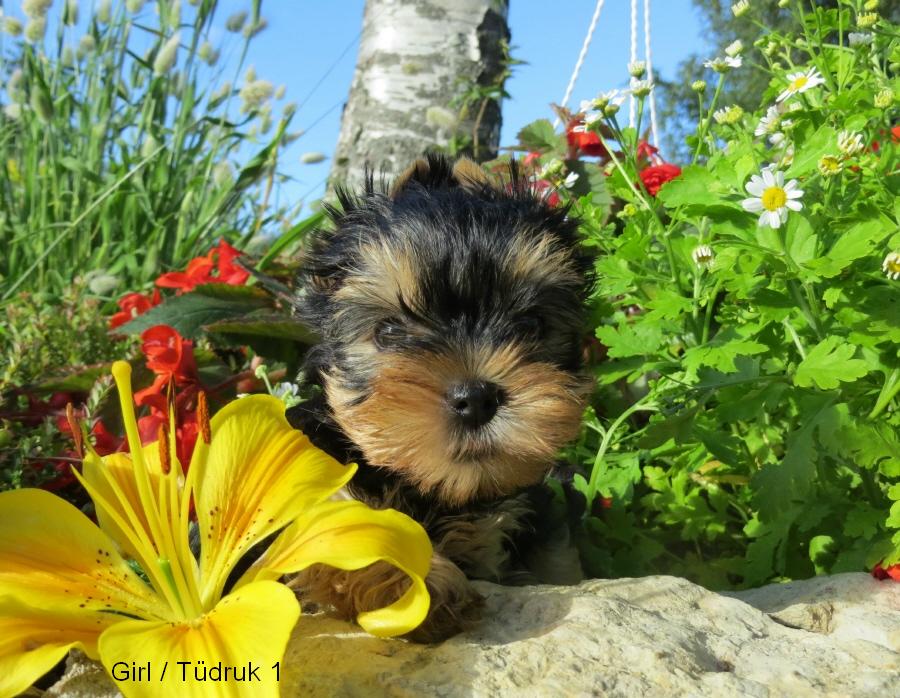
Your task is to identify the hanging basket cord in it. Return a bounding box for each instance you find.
[553,0,607,127]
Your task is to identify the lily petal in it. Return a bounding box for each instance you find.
[0,596,118,698]
[242,499,432,638]
[194,395,356,604]
[98,581,299,698]
[81,451,164,571]
[0,489,166,621]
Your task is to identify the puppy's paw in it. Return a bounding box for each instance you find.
[404,553,484,643]
[289,553,484,644]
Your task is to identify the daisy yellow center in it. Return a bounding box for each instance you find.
[761,186,787,211]
[887,257,900,274]
[789,76,808,91]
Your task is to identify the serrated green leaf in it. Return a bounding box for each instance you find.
[794,336,868,390]
[682,331,768,374]
[516,119,562,152]
[785,124,837,178]
[806,218,892,278]
[753,394,832,521]
[595,322,664,358]
[656,165,724,208]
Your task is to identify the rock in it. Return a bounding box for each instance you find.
[47,573,900,697]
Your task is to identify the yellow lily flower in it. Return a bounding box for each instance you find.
[0,361,432,698]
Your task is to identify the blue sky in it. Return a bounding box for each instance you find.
[6,1,709,210]
[214,0,710,209]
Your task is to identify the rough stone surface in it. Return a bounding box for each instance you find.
[47,573,900,697]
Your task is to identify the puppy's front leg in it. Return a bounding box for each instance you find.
[290,551,484,644]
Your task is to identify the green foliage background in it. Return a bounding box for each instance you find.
[511,0,899,588]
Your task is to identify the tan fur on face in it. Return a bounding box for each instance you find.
[507,231,584,287]
[333,238,419,316]
[325,344,587,506]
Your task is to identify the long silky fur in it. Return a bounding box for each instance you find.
[288,154,591,642]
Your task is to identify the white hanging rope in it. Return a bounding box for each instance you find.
[644,0,660,148]
[553,0,606,127]
[629,0,638,128]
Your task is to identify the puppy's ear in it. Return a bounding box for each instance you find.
[390,157,433,198]
[451,157,492,190]
[390,154,492,198]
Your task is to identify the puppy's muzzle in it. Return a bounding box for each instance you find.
[445,380,505,429]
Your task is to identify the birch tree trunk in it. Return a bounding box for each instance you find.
[329,0,510,190]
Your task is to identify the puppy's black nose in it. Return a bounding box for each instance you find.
[446,380,503,428]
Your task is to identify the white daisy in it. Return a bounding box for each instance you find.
[777,68,826,102]
[883,251,900,281]
[704,55,742,73]
[837,130,865,157]
[630,79,654,97]
[563,171,579,189]
[692,244,716,270]
[582,89,626,113]
[755,105,781,137]
[732,0,750,17]
[741,168,804,228]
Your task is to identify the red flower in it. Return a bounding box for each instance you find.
[155,239,248,294]
[870,125,900,153]
[639,163,682,196]
[533,179,561,207]
[91,420,123,456]
[137,410,199,466]
[213,240,250,286]
[872,562,900,581]
[523,151,542,167]
[566,118,608,158]
[109,289,162,329]
[156,256,215,294]
[636,140,659,165]
[133,326,199,410]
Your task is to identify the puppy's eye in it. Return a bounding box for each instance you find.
[373,319,407,349]
[513,315,544,339]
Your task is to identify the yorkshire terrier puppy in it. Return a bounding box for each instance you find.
[288,154,591,642]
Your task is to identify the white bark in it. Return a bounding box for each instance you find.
[330,0,510,190]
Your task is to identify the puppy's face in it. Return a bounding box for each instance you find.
[301,157,590,506]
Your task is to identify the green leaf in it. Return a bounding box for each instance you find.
[785,124,837,178]
[204,312,319,344]
[656,165,725,208]
[516,119,562,152]
[116,284,272,338]
[753,394,832,521]
[806,217,893,278]
[784,214,817,265]
[794,336,868,390]
[682,330,768,374]
[595,322,664,358]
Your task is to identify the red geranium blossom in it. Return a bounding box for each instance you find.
[109,289,162,329]
[636,139,659,164]
[533,179,561,207]
[523,151,542,167]
[133,325,200,409]
[155,256,216,294]
[639,163,682,196]
[566,118,608,158]
[137,409,200,466]
[870,125,900,153]
[872,562,900,581]
[156,239,249,294]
